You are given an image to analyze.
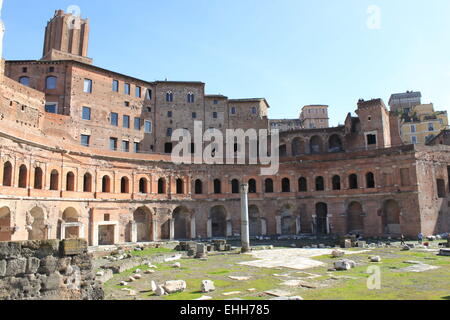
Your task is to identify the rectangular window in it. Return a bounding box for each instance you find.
[134,142,140,153]
[437,179,446,198]
[80,134,90,147]
[109,138,118,151]
[429,123,435,132]
[167,128,173,137]
[251,107,257,115]
[111,113,119,126]
[123,115,130,129]
[213,100,218,105]
[192,112,197,119]
[411,125,416,133]
[122,140,130,152]
[367,134,377,145]
[144,120,152,133]
[112,80,119,92]
[124,83,130,95]
[82,106,91,120]
[213,112,218,119]
[45,103,57,114]
[136,86,141,98]
[168,111,173,118]
[134,117,141,130]
[231,107,236,115]
[411,136,417,144]
[145,89,152,100]
[84,79,92,93]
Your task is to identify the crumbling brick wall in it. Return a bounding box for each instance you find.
[0,239,104,300]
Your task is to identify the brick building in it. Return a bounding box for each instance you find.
[0,9,449,245]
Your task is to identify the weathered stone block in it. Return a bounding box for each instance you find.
[5,258,27,276]
[38,256,58,275]
[61,239,88,256]
[0,260,6,277]
[0,242,21,259]
[26,257,41,274]
[41,273,62,291]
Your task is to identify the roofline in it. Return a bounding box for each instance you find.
[228,98,270,108]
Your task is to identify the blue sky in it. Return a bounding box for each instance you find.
[3,0,450,125]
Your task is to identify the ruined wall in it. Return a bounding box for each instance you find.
[0,239,103,300]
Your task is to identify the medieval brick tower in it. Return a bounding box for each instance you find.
[42,9,92,64]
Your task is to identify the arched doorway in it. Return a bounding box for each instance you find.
[316,203,328,235]
[328,135,343,152]
[382,200,401,235]
[347,202,364,235]
[249,205,262,237]
[28,207,46,240]
[173,207,190,240]
[133,207,151,242]
[310,136,323,154]
[210,206,227,238]
[0,207,11,241]
[280,205,296,235]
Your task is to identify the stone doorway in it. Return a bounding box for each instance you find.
[249,205,262,237]
[173,207,190,240]
[210,206,227,238]
[316,203,328,235]
[0,207,11,241]
[98,225,115,245]
[382,200,401,235]
[347,202,364,235]
[133,207,151,242]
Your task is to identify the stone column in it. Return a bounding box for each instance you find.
[240,184,250,253]
[60,222,66,240]
[169,219,175,240]
[207,218,212,238]
[296,216,301,235]
[190,216,196,239]
[130,221,137,243]
[326,215,331,235]
[261,219,267,236]
[226,220,233,237]
[152,217,158,242]
[276,216,282,235]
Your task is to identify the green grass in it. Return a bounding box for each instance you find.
[129,247,175,257]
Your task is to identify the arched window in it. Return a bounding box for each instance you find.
[102,176,111,193]
[265,179,274,193]
[176,178,184,194]
[187,92,195,103]
[19,76,30,86]
[18,165,27,188]
[349,174,358,189]
[248,179,257,193]
[50,170,59,191]
[316,177,325,191]
[166,91,174,102]
[231,179,240,194]
[282,178,291,193]
[83,173,92,192]
[214,179,222,194]
[366,172,375,189]
[66,172,75,191]
[121,177,130,194]
[46,76,57,90]
[332,175,341,190]
[298,177,308,192]
[328,135,343,153]
[158,178,166,194]
[2,162,12,187]
[34,167,43,190]
[139,178,148,194]
[195,179,203,195]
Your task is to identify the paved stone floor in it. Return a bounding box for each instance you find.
[240,248,369,270]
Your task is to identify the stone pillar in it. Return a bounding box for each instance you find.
[152,218,158,242]
[60,222,66,240]
[296,216,301,235]
[261,219,267,236]
[169,219,175,240]
[207,218,212,238]
[326,216,330,235]
[46,225,52,240]
[130,221,137,243]
[240,184,250,253]
[276,216,282,235]
[190,216,196,239]
[226,220,233,237]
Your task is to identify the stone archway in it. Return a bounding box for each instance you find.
[0,207,11,241]
[210,206,227,238]
[347,202,364,235]
[280,205,296,235]
[133,207,152,242]
[173,207,190,240]
[382,200,401,235]
[316,203,328,235]
[249,205,262,237]
[28,207,47,240]
[60,207,82,239]
[328,134,343,152]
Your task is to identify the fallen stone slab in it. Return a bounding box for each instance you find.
[195,296,213,301]
[399,264,440,273]
[281,280,319,289]
[264,289,291,297]
[163,280,187,294]
[228,276,251,281]
[270,296,303,301]
[222,291,242,296]
[370,256,382,263]
[439,249,450,256]
[201,280,215,293]
[164,255,183,263]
